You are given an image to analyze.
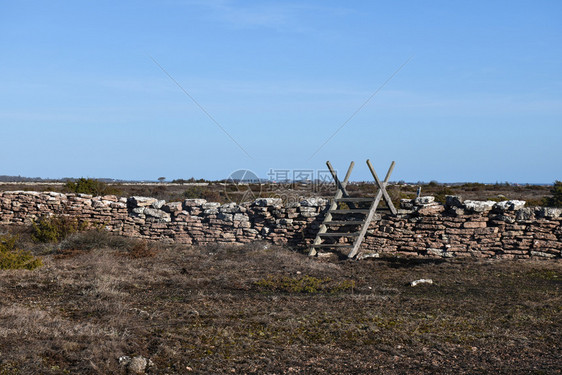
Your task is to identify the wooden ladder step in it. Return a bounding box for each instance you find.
[318,232,360,237]
[324,220,365,225]
[329,209,370,214]
[335,197,375,202]
[311,243,353,248]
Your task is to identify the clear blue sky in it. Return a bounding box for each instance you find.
[1,1,560,183]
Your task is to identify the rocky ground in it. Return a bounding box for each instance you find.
[0,227,560,374]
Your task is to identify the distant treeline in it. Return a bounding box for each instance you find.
[0,175,121,183]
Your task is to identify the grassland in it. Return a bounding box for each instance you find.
[0,227,560,374]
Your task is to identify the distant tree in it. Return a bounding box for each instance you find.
[158,177,166,183]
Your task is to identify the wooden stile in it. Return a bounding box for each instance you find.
[309,159,397,259]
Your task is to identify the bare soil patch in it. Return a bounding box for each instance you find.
[0,232,560,374]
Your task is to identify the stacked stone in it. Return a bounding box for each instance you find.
[0,191,70,224]
[0,190,560,259]
[123,196,327,246]
[363,195,561,259]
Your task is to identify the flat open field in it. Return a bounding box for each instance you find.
[0,180,553,207]
[0,229,560,374]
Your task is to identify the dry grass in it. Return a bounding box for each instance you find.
[0,229,560,374]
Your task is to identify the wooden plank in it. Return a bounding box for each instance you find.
[325,220,365,225]
[319,232,360,237]
[329,209,370,214]
[309,161,354,256]
[347,193,383,258]
[326,161,358,209]
[366,159,397,215]
[311,243,353,248]
[335,197,374,202]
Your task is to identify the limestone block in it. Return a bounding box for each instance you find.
[464,200,495,212]
[492,214,516,224]
[219,202,245,213]
[516,208,534,221]
[494,200,526,212]
[132,207,145,215]
[203,208,219,215]
[110,202,127,209]
[143,208,171,222]
[463,221,487,228]
[128,196,158,208]
[535,207,562,219]
[233,213,249,222]
[400,199,414,209]
[151,200,166,209]
[253,198,282,207]
[300,197,328,207]
[417,204,445,216]
[202,202,221,210]
[414,196,435,205]
[182,199,207,208]
[162,202,183,213]
[217,212,234,222]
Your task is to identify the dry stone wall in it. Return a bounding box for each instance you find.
[0,191,560,259]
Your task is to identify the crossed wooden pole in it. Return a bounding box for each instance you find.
[310,159,397,259]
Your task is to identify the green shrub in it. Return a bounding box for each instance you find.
[0,234,42,270]
[433,187,456,204]
[32,215,90,243]
[64,178,119,196]
[542,181,562,207]
[183,186,223,202]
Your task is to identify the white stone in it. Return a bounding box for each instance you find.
[183,199,207,207]
[254,198,282,206]
[464,200,495,212]
[151,199,166,209]
[233,213,249,222]
[129,196,158,207]
[536,207,562,219]
[300,197,328,207]
[132,207,145,215]
[414,196,434,205]
[494,200,526,211]
[162,202,182,213]
[144,208,171,222]
[410,279,434,287]
[202,202,221,209]
[128,356,148,374]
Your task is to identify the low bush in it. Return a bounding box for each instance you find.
[542,181,562,207]
[183,186,223,202]
[32,215,91,243]
[0,234,42,270]
[64,178,120,196]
